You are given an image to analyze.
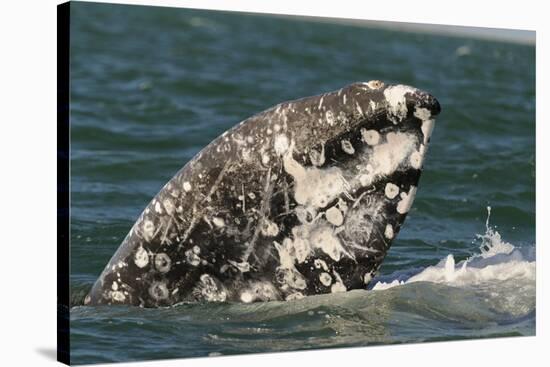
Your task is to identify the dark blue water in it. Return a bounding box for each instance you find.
[68,2,535,364]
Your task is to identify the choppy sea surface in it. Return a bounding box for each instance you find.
[68,2,536,365]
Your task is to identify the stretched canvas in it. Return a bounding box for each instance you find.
[57,1,536,365]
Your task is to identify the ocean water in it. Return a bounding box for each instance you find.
[68,2,536,365]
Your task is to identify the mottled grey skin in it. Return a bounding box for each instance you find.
[86,81,441,307]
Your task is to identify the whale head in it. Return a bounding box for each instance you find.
[267,81,441,290]
[85,81,441,306]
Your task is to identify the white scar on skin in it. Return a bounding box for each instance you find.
[357,132,418,187]
[283,141,348,210]
[330,271,347,293]
[410,150,423,169]
[383,85,417,122]
[414,106,435,144]
[310,226,347,261]
[309,144,326,167]
[414,106,432,121]
[274,239,308,291]
[421,119,435,144]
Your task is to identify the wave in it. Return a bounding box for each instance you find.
[372,206,535,290]
[70,207,535,363]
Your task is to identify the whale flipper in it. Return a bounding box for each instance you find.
[86,81,441,307]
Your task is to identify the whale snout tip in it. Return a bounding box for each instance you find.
[411,90,441,117]
[426,94,441,116]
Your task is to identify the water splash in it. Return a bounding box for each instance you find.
[477,206,515,258]
[372,207,535,290]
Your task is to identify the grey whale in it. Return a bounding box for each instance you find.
[86,80,441,307]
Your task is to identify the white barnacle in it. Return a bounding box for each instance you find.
[134,245,149,268]
[154,253,172,273]
[260,219,279,237]
[314,259,329,272]
[397,186,417,214]
[384,183,400,199]
[384,224,394,239]
[358,174,371,187]
[212,217,225,228]
[240,291,254,303]
[198,274,227,302]
[183,181,192,192]
[319,272,332,286]
[149,281,169,300]
[185,246,201,266]
[111,290,126,302]
[325,206,344,226]
[274,134,289,156]
[154,201,162,214]
[341,139,355,155]
[361,128,380,145]
[366,80,384,89]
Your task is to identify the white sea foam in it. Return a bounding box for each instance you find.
[372,206,535,290]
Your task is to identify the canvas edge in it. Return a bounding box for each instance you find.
[57,1,71,365]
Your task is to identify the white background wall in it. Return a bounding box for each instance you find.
[0,0,546,366]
